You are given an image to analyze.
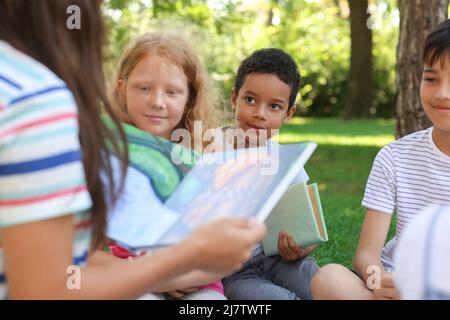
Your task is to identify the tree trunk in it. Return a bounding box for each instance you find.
[395,0,448,138]
[343,0,373,119]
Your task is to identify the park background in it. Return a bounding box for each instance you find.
[102,0,449,267]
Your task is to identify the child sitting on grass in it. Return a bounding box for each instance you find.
[211,48,320,300]
[104,32,229,300]
[311,19,450,300]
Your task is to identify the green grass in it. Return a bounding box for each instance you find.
[278,118,396,268]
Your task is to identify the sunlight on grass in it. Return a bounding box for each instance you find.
[288,117,393,126]
[278,117,395,147]
[278,133,394,147]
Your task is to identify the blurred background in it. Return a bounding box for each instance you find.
[102,0,449,267]
[103,0,400,119]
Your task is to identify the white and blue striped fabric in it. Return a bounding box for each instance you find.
[362,127,450,271]
[0,40,92,299]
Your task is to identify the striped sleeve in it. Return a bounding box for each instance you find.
[362,145,397,215]
[0,85,92,227]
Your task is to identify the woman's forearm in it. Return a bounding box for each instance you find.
[87,250,124,266]
[5,216,264,299]
[149,270,224,293]
[87,249,222,294]
[80,244,198,299]
[36,243,196,300]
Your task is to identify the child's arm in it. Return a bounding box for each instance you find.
[354,209,400,299]
[3,216,265,299]
[354,209,391,279]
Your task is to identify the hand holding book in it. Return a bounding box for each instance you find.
[278,231,318,262]
[262,182,328,256]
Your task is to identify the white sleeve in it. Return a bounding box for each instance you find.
[362,145,397,215]
[106,156,180,247]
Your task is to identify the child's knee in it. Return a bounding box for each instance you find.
[311,264,347,295]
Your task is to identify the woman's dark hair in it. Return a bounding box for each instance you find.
[423,19,450,66]
[0,0,128,248]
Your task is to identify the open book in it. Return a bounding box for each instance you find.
[261,182,328,256]
[106,141,317,253]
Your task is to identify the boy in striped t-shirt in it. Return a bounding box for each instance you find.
[311,19,450,300]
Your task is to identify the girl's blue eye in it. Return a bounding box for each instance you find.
[271,104,282,110]
[140,87,149,92]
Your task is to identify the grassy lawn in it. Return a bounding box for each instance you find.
[278,117,396,268]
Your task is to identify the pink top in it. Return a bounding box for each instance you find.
[199,281,224,294]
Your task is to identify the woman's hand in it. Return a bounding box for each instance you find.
[182,218,266,275]
[278,231,317,262]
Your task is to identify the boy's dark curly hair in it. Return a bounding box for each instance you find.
[234,48,301,109]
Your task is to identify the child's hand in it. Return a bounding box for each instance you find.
[166,287,199,299]
[373,272,400,300]
[278,231,317,262]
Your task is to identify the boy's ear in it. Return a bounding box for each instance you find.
[284,105,297,123]
[230,87,238,111]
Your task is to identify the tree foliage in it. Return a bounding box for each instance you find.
[103,0,399,118]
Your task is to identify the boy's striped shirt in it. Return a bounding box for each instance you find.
[0,40,92,299]
[362,127,450,271]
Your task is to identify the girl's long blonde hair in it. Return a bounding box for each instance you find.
[110,32,220,150]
